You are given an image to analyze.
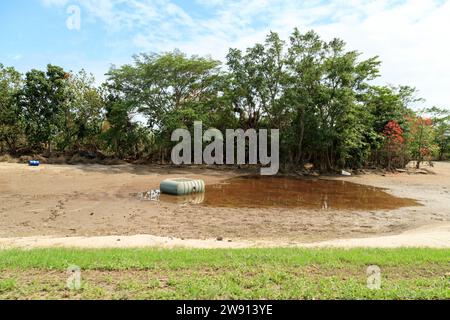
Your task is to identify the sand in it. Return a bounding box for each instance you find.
[0,161,449,249]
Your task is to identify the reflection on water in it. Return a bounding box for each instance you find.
[160,192,206,205]
[160,176,420,210]
[136,190,206,205]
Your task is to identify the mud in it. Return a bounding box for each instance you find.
[0,162,449,243]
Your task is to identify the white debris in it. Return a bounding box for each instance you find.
[149,189,161,201]
[138,189,161,201]
[341,170,352,176]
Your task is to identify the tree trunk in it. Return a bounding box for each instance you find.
[296,110,305,166]
[416,125,424,169]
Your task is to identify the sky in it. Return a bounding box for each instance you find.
[0,0,449,108]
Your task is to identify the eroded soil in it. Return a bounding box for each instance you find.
[0,162,449,243]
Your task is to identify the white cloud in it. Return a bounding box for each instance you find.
[310,0,450,108]
[40,0,450,108]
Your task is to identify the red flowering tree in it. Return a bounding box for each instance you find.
[383,121,404,144]
[382,121,405,169]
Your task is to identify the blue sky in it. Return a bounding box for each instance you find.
[0,0,449,108]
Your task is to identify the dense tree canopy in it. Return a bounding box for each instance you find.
[0,29,448,170]
[0,64,23,154]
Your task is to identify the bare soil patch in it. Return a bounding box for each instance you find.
[0,162,449,245]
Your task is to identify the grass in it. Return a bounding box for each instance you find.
[0,248,448,300]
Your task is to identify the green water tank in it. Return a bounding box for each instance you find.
[160,178,206,196]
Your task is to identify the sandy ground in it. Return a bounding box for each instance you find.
[1,223,449,249]
[0,162,449,249]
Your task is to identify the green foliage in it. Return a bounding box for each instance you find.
[0,29,448,168]
[101,98,151,159]
[405,114,439,168]
[57,70,104,152]
[106,50,222,126]
[105,50,224,161]
[0,64,23,154]
[18,65,70,152]
[426,107,450,160]
[226,32,286,129]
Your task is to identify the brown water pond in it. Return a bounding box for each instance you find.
[157,176,420,210]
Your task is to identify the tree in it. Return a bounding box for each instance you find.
[107,51,221,128]
[284,29,380,170]
[106,50,223,161]
[382,120,405,169]
[101,97,151,159]
[226,32,286,129]
[426,107,450,160]
[56,70,105,152]
[2,28,447,170]
[364,86,415,132]
[362,85,420,167]
[406,114,438,169]
[18,65,70,153]
[0,64,23,154]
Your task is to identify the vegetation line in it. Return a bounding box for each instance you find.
[1,29,449,171]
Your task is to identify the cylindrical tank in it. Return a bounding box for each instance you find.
[160,178,205,196]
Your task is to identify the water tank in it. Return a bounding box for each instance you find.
[160,178,205,196]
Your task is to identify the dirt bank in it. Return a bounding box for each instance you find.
[1,223,449,249]
[0,162,449,247]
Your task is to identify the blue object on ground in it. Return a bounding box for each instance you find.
[28,160,40,166]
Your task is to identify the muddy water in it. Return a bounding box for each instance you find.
[160,176,420,210]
